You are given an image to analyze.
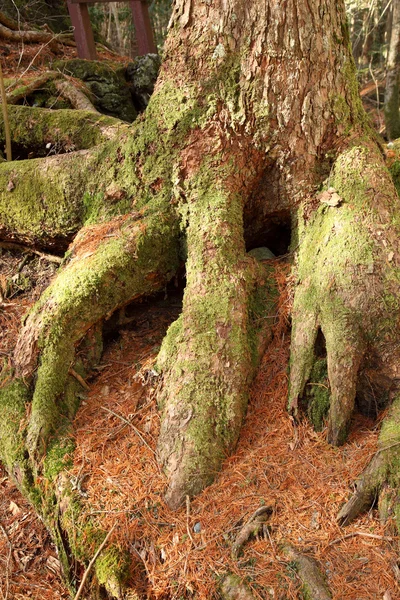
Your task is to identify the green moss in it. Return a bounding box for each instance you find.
[388,159,400,197]
[53,59,137,122]
[0,379,29,470]
[300,584,312,600]
[0,105,124,154]
[95,544,130,595]
[157,315,184,378]
[305,358,330,431]
[43,436,75,481]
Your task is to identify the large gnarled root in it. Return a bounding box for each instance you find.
[289,141,400,445]
[157,186,277,509]
[337,394,400,526]
[0,123,132,250]
[12,205,179,460]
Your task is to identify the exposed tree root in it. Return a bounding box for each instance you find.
[54,79,99,113]
[6,72,61,104]
[282,544,332,600]
[338,394,400,526]
[220,574,257,600]
[157,200,278,507]
[289,141,400,446]
[11,208,179,460]
[0,104,124,151]
[231,505,272,559]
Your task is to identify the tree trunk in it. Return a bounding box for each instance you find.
[385,0,400,139]
[1,0,400,596]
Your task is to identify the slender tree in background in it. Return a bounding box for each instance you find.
[385,0,400,138]
[1,0,400,595]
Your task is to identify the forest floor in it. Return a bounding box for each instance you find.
[0,37,399,600]
[0,250,399,600]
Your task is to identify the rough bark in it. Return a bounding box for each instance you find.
[0,0,400,596]
[385,0,400,139]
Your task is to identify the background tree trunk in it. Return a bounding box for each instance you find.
[385,0,400,139]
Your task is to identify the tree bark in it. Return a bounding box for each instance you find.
[385,0,400,139]
[1,0,400,596]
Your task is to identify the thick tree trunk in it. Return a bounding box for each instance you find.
[1,0,400,596]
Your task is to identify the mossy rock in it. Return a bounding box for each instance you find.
[126,54,161,111]
[53,59,137,123]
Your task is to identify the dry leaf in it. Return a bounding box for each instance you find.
[9,500,21,516]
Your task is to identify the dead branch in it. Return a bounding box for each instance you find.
[73,523,116,600]
[0,22,75,49]
[0,242,62,264]
[0,11,29,32]
[69,368,91,391]
[329,531,394,546]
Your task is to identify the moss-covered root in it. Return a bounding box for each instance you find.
[157,189,277,510]
[13,205,180,461]
[282,545,332,600]
[0,105,126,153]
[0,112,134,250]
[337,394,400,527]
[288,141,400,446]
[219,574,257,600]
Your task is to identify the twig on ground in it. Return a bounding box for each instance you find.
[0,522,12,600]
[101,405,157,458]
[186,495,194,544]
[69,369,90,391]
[0,241,63,264]
[329,531,394,546]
